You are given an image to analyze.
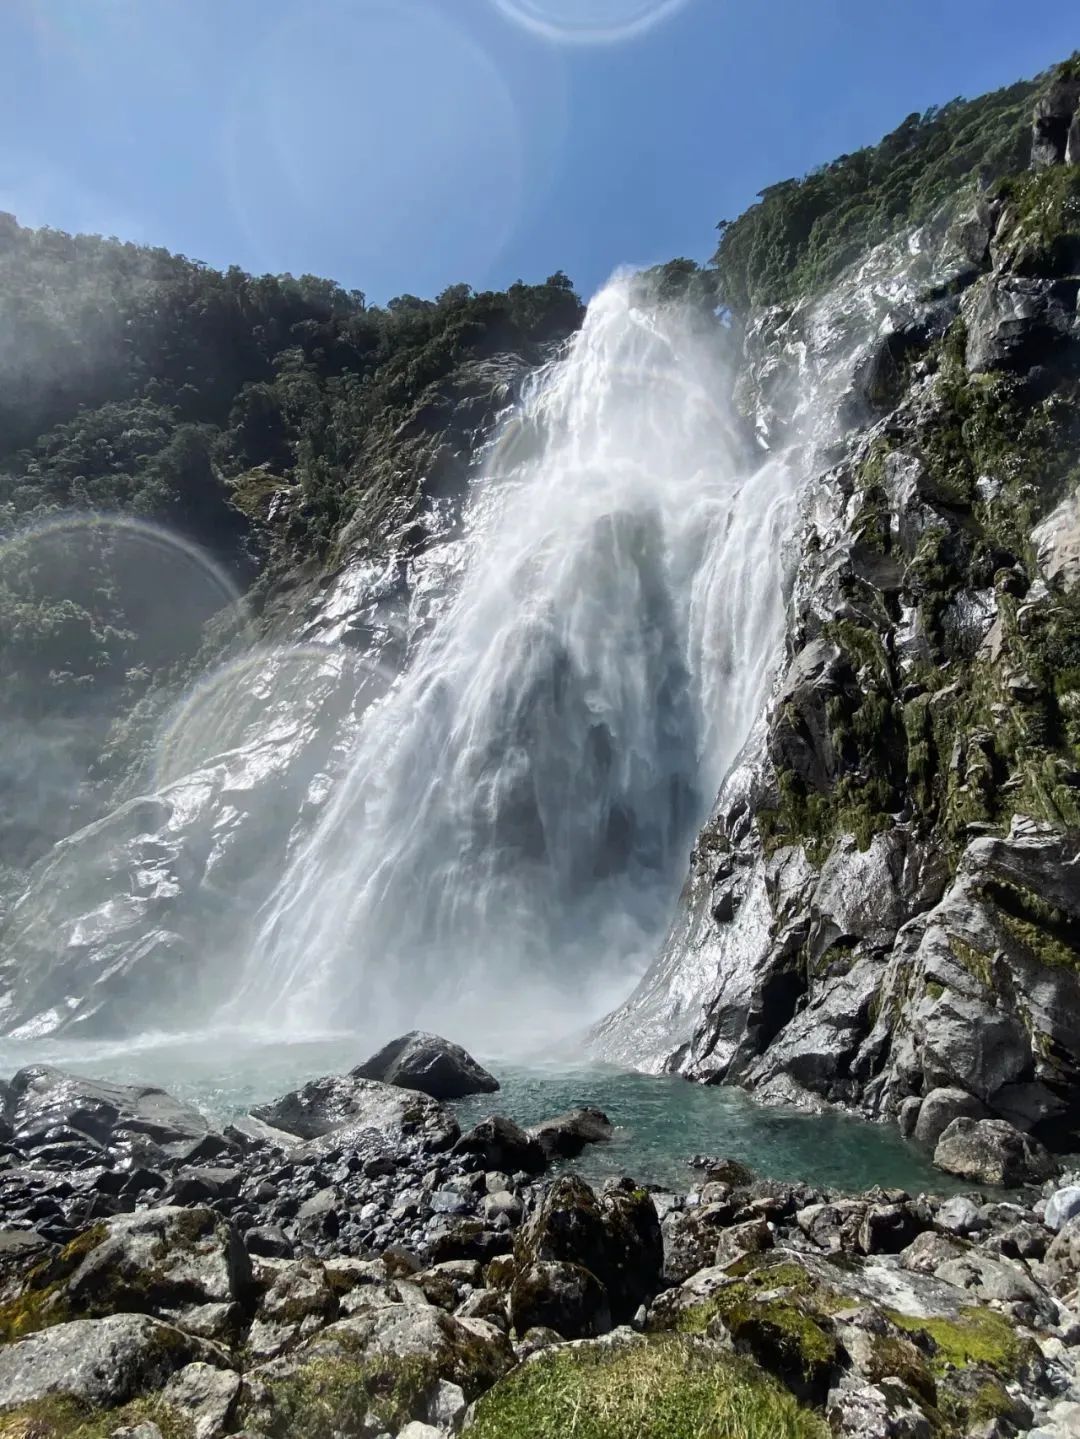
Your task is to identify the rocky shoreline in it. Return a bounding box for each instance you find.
[0,1034,1077,1438]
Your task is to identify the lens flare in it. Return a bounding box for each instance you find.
[492,0,690,44]
[0,513,246,619]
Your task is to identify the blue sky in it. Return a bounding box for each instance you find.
[1,0,1077,304]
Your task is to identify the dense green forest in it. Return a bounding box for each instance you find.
[711,71,1047,313]
[0,213,584,880]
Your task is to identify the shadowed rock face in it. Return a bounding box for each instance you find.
[352,1032,499,1100]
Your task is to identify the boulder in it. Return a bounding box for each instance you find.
[5,1066,215,1160]
[934,1195,983,1236]
[662,1202,735,1283]
[160,1362,241,1439]
[934,1117,1058,1187]
[0,1314,223,1411]
[251,1073,459,1152]
[261,1299,513,1401]
[857,1203,924,1256]
[352,1031,499,1099]
[913,1087,987,1151]
[509,1260,611,1339]
[527,1107,614,1161]
[1045,1186,1080,1233]
[62,1207,253,1341]
[452,1115,545,1175]
[715,1217,774,1267]
[826,1378,934,1439]
[514,1176,661,1325]
[1044,1215,1080,1295]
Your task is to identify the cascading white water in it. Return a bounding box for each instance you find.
[233,275,798,1049]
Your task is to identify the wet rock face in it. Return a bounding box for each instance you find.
[352,1031,499,1100]
[596,80,1080,1168]
[251,1072,460,1153]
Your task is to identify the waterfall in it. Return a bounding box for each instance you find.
[231,275,798,1049]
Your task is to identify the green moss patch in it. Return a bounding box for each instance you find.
[887,1305,1030,1379]
[260,1354,438,1439]
[464,1335,826,1439]
[0,1396,191,1439]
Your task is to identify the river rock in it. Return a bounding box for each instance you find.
[934,1195,983,1235]
[514,1175,661,1325]
[1045,1187,1080,1234]
[352,1031,499,1099]
[0,1314,223,1411]
[251,1073,459,1152]
[160,1362,242,1439]
[5,1066,215,1161]
[452,1115,546,1175]
[527,1107,614,1160]
[934,1117,1059,1187]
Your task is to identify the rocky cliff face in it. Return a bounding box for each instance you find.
[597,88,1080,1153]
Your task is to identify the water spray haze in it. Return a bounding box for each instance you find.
[228,275,798,1051]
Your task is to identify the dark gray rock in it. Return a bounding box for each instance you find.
[352,1031,498,1100]
[245,1225,294,1259]
[6,1066,214,1159]
[508,1261,610,1339]
[528,1108,613,1161]
[514,1175,661,1325]
[452,1116,546,1175]
[964,275,1079,375]
[934,1117,1058,1187]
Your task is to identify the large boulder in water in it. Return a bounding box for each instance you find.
[528,1107,614,1160]
[5,1065,218,1164]
[933,1116,1058,1187]
[251,1072,459,1152]
[352,1031,499,1100]
[453,1115,546,1175]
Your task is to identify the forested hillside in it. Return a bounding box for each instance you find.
[711,66,1068,312]
[0,216,583,881]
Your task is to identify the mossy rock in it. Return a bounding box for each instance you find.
[257,1353,438,1439]
[887,1304,1036,1381]
[464,1333,827,1439]
[659,1255,842,1403]
[0,1227,110,1345]
[0,1395,191,1439]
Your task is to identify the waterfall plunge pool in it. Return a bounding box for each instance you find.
[0,1032,956,1195]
